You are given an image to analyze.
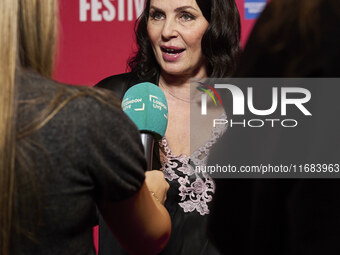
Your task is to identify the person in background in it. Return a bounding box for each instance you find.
[207,0,340,254]
[96,0,240,254]
[0,0,171,254]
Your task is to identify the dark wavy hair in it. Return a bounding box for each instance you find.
[128,0,241,79]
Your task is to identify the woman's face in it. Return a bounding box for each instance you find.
[147,0,209,77]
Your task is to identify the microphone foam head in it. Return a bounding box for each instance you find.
[122,82,168,139]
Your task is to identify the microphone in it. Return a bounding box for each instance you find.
[122,82,168,170]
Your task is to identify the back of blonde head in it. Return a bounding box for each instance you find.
[0,1,56,254]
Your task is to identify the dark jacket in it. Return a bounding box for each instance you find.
[96,72,159,100]
[96,72,162,170]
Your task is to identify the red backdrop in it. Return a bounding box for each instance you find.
[54,0,267,252]
[54,0,267,86]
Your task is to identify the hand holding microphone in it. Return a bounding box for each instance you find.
[145,170,169,204]
[122,82,169,203]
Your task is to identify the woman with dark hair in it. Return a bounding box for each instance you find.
[96,0,240,254]
[0,0,171,254]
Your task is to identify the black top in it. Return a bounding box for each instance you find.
[96,72,220,255]
[13,70,146,254]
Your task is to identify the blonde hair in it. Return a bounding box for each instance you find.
[0,1,57,254]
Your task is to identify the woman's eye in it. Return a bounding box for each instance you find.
[150,11,165,20]
[180,12,195,21]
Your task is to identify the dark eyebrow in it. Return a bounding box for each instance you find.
[149,5,199,13]
[174,6,199,13]
[149,6,163,12]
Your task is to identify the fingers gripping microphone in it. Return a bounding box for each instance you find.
[122,83,168,170]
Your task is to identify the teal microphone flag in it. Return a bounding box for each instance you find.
[122,82,168,139]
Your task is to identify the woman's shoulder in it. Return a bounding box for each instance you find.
[95,71,159,100]
[95,72,136,88]
[94,72,141,100]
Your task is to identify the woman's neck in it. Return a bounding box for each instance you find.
[158,66,208,102]
[159,65,208,87]
[159,76,204,104]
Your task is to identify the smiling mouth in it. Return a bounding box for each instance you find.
[161,47,185,55]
